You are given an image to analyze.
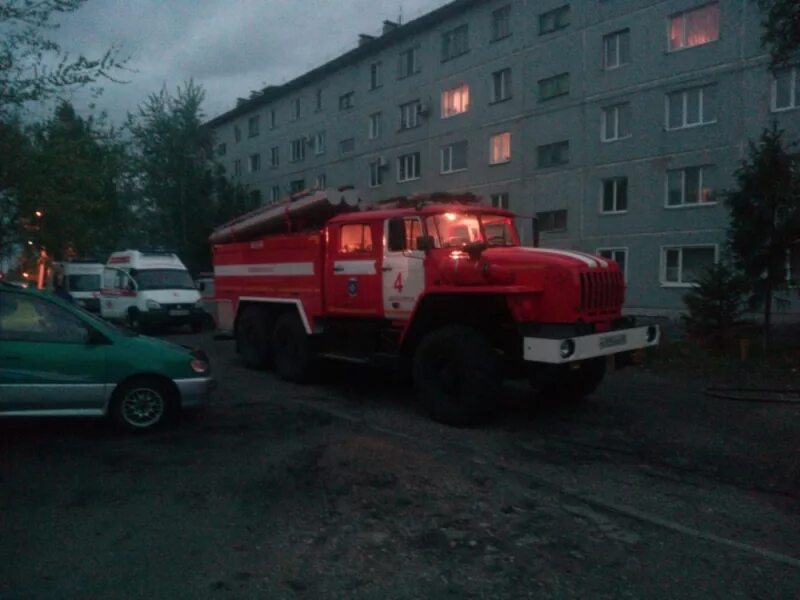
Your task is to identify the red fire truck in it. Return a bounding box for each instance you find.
[212,188,659,426]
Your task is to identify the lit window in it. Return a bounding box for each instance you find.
[490,132,511,164]
[339,92,354,110]
[400,100,423,130]
[270,146,279,167]
[442,84,470,118]
[441,141,468,174]
[772,66,799,111]
[601,177,628,213]
[603,29,630,70]
[314,131,326,155]
[539,5,570,35]
[666,166,716,207]
[602,103,631,141]
[290,138,306,162]
[537,210,568,232]
[662,246,716,285]
[538,73,570,101]
[598,248,628,281]
[492,5,511,41]
[490,193,509,209]
[248,116,259,137]
[248,153,260,173]
[666,85,717,129]
[492,68,512,103]
[442,24,469,61]
[669,3,720,51]
[369,112,382,140]
[398,47,419,79]
[339,138,355,155]
[537,141,569,168]
[370,62,382,90]
[339,224,373,254]
[369,160,384,188]
[398,152,421,182]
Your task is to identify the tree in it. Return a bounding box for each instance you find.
[682,262,750,346]
[0,0,127,117]
[726,124,800,345]
[756,0,800,67]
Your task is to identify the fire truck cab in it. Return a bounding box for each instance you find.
[213,189,659,426]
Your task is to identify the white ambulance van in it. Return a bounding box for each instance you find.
[60,261,104,312]
[101,250,204,332]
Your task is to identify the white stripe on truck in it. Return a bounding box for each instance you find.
[215,263,315,277]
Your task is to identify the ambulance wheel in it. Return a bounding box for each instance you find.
[413,325,499,427]
[273,311,314,383]
[126,309,143,333]
[237,306,271,369]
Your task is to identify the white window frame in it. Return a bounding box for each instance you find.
[270,186,281,204]
[665,165,716,208]
[603,29,629,70]
[601,103,631,142]
[491,68,512,103]
[269,109,277,129]
[491,5,511,41]
[490,193,510,209]
[596,247,629,282]
[489,132,511,165]
[397,152,421,183]
[441,83,470,118]
[339,138,355,155]
[441,141,468,174]
[315,174,327,189]
[270,146,279,168]
[290,138,306,163]
[369,112,382,140]
[291,98,301,121]
[248,153,260,173]
[370,61,383,90]
[400,100,422,130]
[369,160,384,188]
[660,244,719,287]
[771,66,799,112]
[398,47,419,79]
[315,131,326,155]
[599,177,628,214]
[665,85,717,130]
[668,3,720,52]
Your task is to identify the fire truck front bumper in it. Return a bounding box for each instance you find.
[523,325,660,364]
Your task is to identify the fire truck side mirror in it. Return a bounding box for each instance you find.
[387,218,406,252]
[416,236,435,253]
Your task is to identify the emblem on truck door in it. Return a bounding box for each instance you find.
[347,278,358,297]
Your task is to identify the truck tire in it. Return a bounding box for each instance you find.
[413,325,500,427]
[538,358,606,403]
[236,306,271,369]
[273,311,315,383]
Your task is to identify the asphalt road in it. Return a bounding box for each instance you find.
[1,332,798,599]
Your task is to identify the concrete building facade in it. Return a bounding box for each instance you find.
[207,0,800,317]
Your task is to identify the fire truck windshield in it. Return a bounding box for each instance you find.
[425,213,517,248]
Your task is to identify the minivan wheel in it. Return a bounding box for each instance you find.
[111,377,178,432]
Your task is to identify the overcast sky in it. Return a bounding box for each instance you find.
[40,0,448,125]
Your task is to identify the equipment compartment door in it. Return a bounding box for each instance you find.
[382,217,425,319]
[326,222,383,316]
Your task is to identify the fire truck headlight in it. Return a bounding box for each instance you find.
[146,299,161,311]
[559,339,576,359]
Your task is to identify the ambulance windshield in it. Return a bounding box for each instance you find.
[131,269,195,290]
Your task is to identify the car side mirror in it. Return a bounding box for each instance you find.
[87,327,109,345]
[416,235,435,252]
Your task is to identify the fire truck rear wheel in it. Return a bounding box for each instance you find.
[413,325,500,427]
[237,306,271,369]
[273,311,315,383]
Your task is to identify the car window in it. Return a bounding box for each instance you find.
[0,292,89,344]
[339,224,374,254]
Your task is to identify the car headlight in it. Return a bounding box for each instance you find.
[146,299,161,310]
[559,339,576,359]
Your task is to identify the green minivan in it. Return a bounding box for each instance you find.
[0,282,214,431]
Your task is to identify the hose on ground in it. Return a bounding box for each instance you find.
[704,387,800,405]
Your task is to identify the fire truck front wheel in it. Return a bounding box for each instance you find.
[413,325,500,427]
[273,311,315,383]
[236,306,272,369]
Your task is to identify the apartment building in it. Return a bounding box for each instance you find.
[206,0,800,317]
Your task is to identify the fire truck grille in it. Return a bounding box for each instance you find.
[579,270,625,315]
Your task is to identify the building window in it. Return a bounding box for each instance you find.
[603,29,630,70]
[772,66,799,111]
[315,174,327,189]
[339,92,354,111]
[489,132,511,164]
[442,24,469,61]
[339,224,373,254]
[666,165,716,207]
[217,143,226,157]
[290,98,301,121]
[369,112,382,140]
[370,61,383,90]
[539,5,570,35]
[398,47,420,78]
[661,246,717,286]
[787,243,800,287]
[316,89,323,111]
[537,141,570,168]
[233,159,242,176]
[290,179,305,194]
[290,138,306,162]
[669,3,720,51]
[666,85,717,130]
[601,177,628,213]
[248,153,260,173]
[234,125,241,143]
[270,146,280,168]
[369,159,384,188]
[601,103,631,142]
[538,73,570,101]
[597,248,628,281]
[250,190,262,206]
[269,109,277,129]
[314,131,326,155]
[441,141,468,174]
[340,138,355,154]
[441,84,470,118]
[248,116,259,137]
[270,185,281,204]
[398,152,421,182]
[490,193,510,209]
[399,100,422,130]
[491,68,512,103]
[492,5,511,41]
[538,210,568,232]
